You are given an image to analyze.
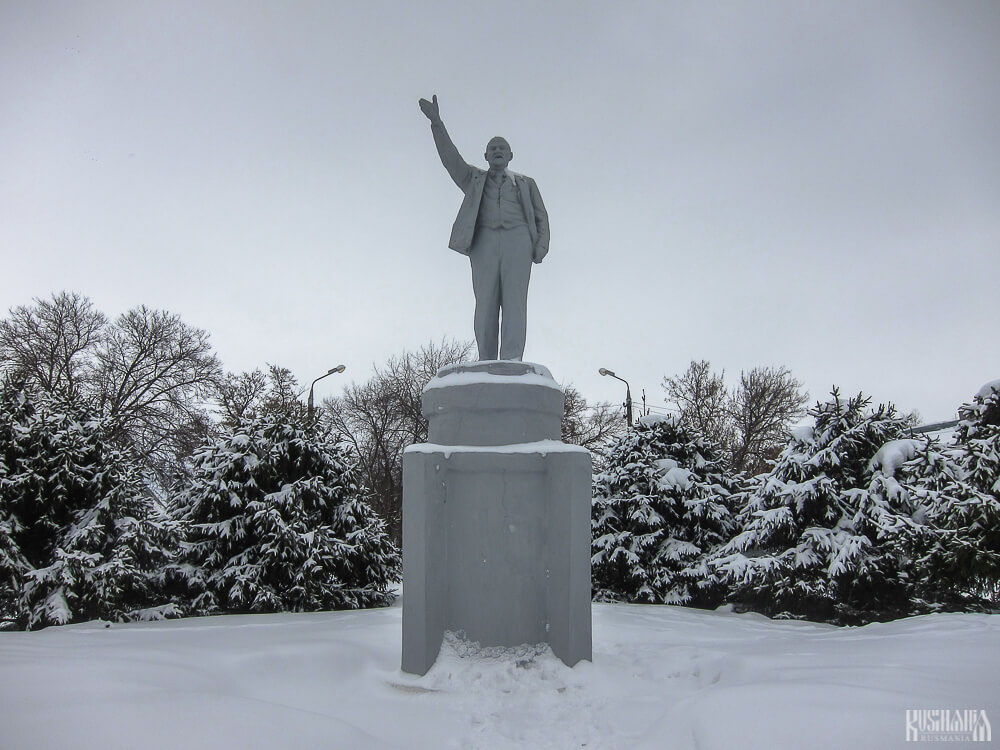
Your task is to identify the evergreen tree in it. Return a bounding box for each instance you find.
[0,493,28,627]
[954,380,1000,517]
[173,414,400,614]
[887,433,981,610]
[592,415,740,607]
[912,381,1000,606]
[0,380,176,629]
[713,389,919,624]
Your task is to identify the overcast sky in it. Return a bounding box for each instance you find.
[2,1,998,423]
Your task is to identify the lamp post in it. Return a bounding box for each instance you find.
[599,367,633,426]
[308,364,346,420]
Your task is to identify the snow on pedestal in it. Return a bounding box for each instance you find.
[401,361,592,675]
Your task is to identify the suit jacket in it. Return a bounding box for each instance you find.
[431,121,550,262]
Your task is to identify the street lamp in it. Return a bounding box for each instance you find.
[599,367,633,426]
[308,364,346,420]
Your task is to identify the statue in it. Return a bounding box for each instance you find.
[404,100,591,674]
[419,95,550,361]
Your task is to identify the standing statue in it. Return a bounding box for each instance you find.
[419,94,550,362]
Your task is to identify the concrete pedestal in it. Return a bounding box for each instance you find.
[401,362,592,675]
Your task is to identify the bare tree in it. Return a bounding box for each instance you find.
[728,366,808,475]
[561,384,626,469]
[663,360,808,475]
[217,369,270,427]
[217,365,309,429]
[2,294,223,481]
[324,339,474,542]
[662,360,733,452]
[0,291,105,401]
[89,306,222,481]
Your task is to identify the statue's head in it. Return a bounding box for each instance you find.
[484,137,513,170]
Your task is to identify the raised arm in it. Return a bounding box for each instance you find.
[419,95,476,192]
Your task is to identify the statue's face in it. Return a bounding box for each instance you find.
[484,138,513,170]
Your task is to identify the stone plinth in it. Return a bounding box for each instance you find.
[401,362,592,675]
[422,361,564,446]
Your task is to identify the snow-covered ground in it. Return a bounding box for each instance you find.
[1,600,996,750]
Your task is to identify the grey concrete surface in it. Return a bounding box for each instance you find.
[402,362,593,675]
[423,361,564,447]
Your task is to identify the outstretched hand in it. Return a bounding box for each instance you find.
[418,94,440,123]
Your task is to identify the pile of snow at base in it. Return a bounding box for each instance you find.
[1,600,997,750]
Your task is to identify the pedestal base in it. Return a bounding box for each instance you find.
[400,362,593,675]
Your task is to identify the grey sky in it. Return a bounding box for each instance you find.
[2,1,998,423]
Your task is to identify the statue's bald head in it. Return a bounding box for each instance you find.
[484,137,513,171]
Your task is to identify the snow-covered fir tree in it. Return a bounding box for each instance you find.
[911,380,1000,606]
[713,389,921,624]
[0,475,27,625]
[0,380,177,629]
[173,414,400,614]
[877,432,983,610]
[592,414,740,607]
[953,381,1000,549]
